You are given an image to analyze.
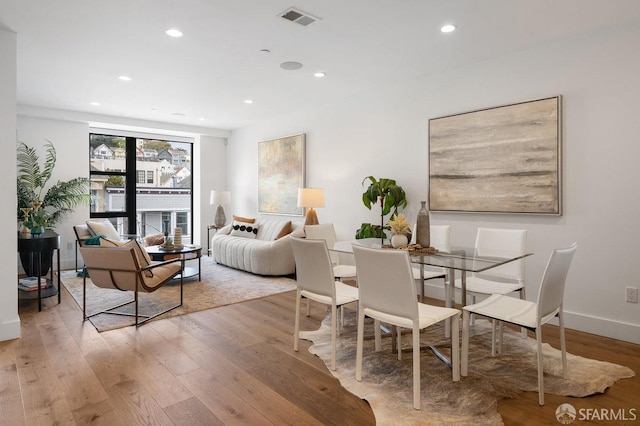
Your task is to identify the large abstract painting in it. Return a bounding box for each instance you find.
[429,96,561,215]
[258,133,305,215]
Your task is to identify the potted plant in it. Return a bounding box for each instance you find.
[355,176,408,243]
[387,213,412,248]
[17,140,90,275]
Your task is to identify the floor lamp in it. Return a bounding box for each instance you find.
[210,190,231,227]
[297,188,325,226]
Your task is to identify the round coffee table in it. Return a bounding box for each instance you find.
[145,244,202,281]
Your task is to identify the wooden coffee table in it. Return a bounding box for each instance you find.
[145,244,202,281]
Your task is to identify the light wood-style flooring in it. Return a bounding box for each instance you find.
[2,285,638,425]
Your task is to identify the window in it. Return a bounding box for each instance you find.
[89,133,193,242]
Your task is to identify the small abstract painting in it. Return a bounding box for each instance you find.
[258,133,305,215]
[429,96,561,215]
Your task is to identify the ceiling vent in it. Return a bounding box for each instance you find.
[279,7,320,26]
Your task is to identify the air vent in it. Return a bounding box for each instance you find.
[279,7,320,26]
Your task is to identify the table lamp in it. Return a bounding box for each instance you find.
[297,188,325,225]
[210,190,231,227]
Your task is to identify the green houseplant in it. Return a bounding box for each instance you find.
[355,176,407,242]
[17,140,90,274]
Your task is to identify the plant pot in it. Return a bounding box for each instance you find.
[19,250,52,277]
[391,233,409,248]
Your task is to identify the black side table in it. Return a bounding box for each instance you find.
[17,230,61,311]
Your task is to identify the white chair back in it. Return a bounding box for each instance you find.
[474,227,527,281]
[290,236,336,299]
[410,224,451,252]
[304,223,339,264]
[537,243,577,321]
[352,244,418,321]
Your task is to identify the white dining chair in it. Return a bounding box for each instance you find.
[410,224,451,302]
[291,236,359,371]
[304,223,357,282]
[461,243,577,405]
[352,244,460,410]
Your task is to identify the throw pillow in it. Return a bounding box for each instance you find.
[233,215,255,224]
[275,221,292,240]
[230,220,259,239]
[86,219,120,240]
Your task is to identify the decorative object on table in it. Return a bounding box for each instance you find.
[257,133,305,216]
[429,96,561,215]
[161,237,174,249]
[173,227,183,247]
[387,213,411,248]
[297,187,325,225]
[356,176,407,244]
[20,207,32,233]
[17,140,89,275]
[210,190,231,227]
[22,201,50,235]
[415,201,430,248]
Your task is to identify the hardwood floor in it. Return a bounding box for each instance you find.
[2,285,638,425]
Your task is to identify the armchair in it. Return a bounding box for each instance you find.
[79,244,184,327]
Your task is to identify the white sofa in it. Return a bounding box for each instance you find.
[211,218,303,276]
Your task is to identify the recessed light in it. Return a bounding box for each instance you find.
[441,24,456,33]
[314,72,326,78]
[260,49,271,54]
[166,28,184,37]
[171,112,186,117]
[244,99,253,104]
[118,75,132,81]
[90,101,101,106]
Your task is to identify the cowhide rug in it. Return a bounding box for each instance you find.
[300,311,635,425]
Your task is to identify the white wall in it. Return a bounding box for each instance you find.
[0,25,20,341]
[227,24,640,343]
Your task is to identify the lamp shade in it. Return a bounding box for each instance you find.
[297,188,325,208]
[210,190,231,205]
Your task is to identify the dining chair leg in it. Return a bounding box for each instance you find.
[331,304,337,371]
[356,308,366,382]
[491,319,497,357]
[412,324,421,410]
[519,288,528,338]
[451,313,460,381]
[374,319,382,351]
[294,289,301,352]
[306,298,311,316]
[536,328,545,405]
[397,327,402,360]
[461,310,470,377]
[559,309,567,379]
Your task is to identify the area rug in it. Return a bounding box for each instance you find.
[61,257,296,332]
[300,312,635,425]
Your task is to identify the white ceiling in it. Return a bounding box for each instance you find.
[2,0,640,131]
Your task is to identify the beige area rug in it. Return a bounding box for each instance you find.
[300,312,635,425]
[61,257,296,332]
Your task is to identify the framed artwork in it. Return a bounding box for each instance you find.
[258,133,305,215]
[429,96,561,215]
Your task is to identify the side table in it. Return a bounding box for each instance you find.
[17,230,61,311]
[207,225,223,256]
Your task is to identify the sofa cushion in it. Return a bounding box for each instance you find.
[257,219,291,241]
[275,221,292,239]
[230,220,259,239]
[233,215,255,224]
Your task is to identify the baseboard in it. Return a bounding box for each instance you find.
[0,317,21,342]
[422,282,640,345]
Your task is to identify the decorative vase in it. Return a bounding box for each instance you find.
[30,226,44,236]
[391,233,409,248]
[416,201,430,247]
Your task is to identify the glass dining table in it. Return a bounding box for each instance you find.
[329,238,533,365]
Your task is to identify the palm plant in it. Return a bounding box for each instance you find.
[17,140,90,228]
[355,176,407,241]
